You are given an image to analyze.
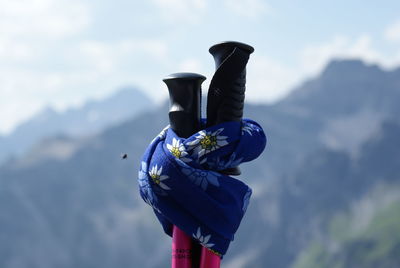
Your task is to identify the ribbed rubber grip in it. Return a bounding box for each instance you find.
[206,42,254,176]
[206,42,254,127]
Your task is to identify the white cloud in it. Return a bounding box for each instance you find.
[77,39,169,77]
[0,69,96,134]
[0,36,35,62]
[0,0,92,134]
[0,99,43,135]
[0,36,171,133]
[0,0,90,63]
[178,58,204,72]
[1,0,399,136]
[246,55,299,103]
[299,34,399,76]
[79,41,116,73]
[151,0,207,23]
[223,0,270,18]
[384,19,400,43]
[247,32,400,105]
[0,0,90,38]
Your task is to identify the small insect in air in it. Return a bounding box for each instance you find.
[121,153,128,159]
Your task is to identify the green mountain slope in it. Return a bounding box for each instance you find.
[295,198,400,268]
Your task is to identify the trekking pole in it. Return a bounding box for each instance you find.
[199,41,254,268]
[163,72,206,268]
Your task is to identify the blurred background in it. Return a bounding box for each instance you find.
[1,0,400,267]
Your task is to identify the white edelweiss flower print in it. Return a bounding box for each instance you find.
[151,125,169,143]
[186,128,228,157]
[166,138,191,162]
[178,160,220,190]
[241,123,254,136]
[208,153,244,171]
[149,165,171,191]
[138,175,152,204]
[138,161,160,212]
[242,188,252,213]
[193,227,215,248]
[138,161,148,181]
[140,186,160,213]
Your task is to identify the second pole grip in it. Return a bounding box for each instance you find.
[163,72,206,138]
[163,72,206,268]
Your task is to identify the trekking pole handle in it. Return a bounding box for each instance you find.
[163,72,206,268]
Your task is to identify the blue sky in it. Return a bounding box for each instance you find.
[1,0,400,134]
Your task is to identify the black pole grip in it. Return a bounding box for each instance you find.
[207,41,254,127]
[163,72,206,138]
[163,72,205,267]
[206,41,254,175]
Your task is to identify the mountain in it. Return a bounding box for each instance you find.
[279,60,400,118]
[292,122,400,268]
[235,120,400,268]
[0,106,170,268]
[1,59,399,268]
[294,192,400,268]
[0,87,153,165]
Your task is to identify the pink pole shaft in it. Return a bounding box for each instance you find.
[200,246,221,268]
[172,225,192,268]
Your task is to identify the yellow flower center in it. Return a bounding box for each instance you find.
[150,173,160,184]
[170,146,182,158]
[200,135,217,150]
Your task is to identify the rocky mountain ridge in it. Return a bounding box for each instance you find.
[1,59,399,267]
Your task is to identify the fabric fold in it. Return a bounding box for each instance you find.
[138,119,266,256]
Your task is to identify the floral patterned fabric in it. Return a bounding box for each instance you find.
[138,119,266,256]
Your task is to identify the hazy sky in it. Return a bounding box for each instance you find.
[1,0,400,134]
